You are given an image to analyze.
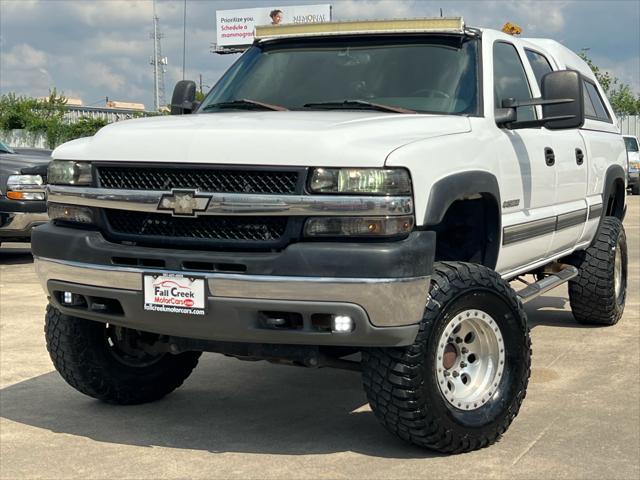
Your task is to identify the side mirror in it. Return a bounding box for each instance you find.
[170,80,197,115]
[540,70,584,130]
[497,69,585,130]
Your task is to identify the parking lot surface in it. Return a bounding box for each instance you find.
[1,197,638,480]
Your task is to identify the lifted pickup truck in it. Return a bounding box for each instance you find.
[32,18,628,453]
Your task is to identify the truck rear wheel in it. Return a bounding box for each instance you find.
[44,305,201,404]
[567,216,627,325]
[361,262,531,453]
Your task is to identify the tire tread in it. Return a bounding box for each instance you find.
[362,262,531,454]
[45,305,200,404]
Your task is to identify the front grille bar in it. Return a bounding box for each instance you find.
[47,186,414,217]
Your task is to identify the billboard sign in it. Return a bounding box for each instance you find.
[216,4,331,49]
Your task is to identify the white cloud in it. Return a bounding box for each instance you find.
[335,0,417,20]
[0,0,637,107]
[2,43,48,69]
[0,43,53,95]
[71,0,152,27]
[85,34,149,57]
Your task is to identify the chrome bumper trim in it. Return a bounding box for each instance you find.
[0,212,49,233]
[34,256,429,327]
[47,186,413,217]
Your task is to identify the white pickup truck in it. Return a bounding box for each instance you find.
[32,18,628,453]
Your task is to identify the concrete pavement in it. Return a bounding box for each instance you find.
[1,197,638,479]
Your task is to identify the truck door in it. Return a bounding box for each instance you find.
[524,48,589,255]
[549,129,588,253]
[492,41,556,274]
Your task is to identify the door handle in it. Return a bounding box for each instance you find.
[575,148,584,165]
[544,147,555,166]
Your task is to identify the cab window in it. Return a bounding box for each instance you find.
[493,42,535,121]
[525,49,553,89]
[583,79,611,122]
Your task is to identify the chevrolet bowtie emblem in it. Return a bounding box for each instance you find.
[158,190,211,216]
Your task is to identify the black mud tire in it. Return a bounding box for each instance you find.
[361,262,531,454]
[567,216,627,325]
[45,305,201,404]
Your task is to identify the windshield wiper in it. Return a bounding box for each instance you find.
[303,100,415,114]
[201,99,288,112]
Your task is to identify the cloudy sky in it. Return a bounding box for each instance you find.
[1,0,638,109]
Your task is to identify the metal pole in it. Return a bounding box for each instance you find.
[153,0,159,111]
[182,0,187,80]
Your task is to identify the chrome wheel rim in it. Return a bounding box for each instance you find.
[436,309,505,411]
[614,241,623,299]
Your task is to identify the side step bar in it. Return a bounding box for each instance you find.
[517,265,579,304]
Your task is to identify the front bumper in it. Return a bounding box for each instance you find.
[32,224,434,347]
[0,212,49,239]
[0,197,48,240]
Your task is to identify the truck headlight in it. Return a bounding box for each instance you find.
[6,174,45,200]
[304,215,414,237]
[308,168,411,195]
[48,161,93,185]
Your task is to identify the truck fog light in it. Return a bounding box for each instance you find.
[304,216,414,237]
[63,292,73,304]
[332,315,354,333]
[48,204,94,224]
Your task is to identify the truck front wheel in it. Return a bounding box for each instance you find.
[362,262,531,453]
[44,305,201,404]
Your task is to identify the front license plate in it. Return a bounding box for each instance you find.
[143,274,206,315]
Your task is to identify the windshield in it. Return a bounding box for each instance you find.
[0,141,15,154]
[200,36,479,115]
[624,136,639,152]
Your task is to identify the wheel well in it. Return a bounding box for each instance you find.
[431,195,500,269]
[606,178,625,220]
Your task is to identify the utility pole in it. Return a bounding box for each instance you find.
[150,0,167,111]
[182,0,187,80]
[199,74,203,95]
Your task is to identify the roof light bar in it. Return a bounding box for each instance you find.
[255,17,465,40]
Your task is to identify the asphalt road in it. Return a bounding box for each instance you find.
[1,197,638,480]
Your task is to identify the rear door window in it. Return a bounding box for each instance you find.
[583,80,611,122]
[525,49,553,89]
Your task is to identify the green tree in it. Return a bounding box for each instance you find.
[579,53,640,116]
[0,89,68,148]
[60,116,109,144]
[0,91,113,148]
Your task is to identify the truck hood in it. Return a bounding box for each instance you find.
[53,112,471,167]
